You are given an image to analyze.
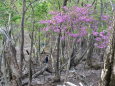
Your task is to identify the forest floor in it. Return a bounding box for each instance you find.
[15,31,102,86]
[22,61,102,86]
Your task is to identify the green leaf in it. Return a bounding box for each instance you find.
[11,15,21,22]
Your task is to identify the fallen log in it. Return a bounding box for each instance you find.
[22,64,49,86]
[32,64,48,78]
[64,82,77,86]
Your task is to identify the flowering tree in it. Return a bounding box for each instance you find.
[40,5,110,48]
[39,5,110,81]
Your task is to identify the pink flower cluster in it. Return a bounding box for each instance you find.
[40,6,110,48]
[101,15,109,21]
[93,30,110,48]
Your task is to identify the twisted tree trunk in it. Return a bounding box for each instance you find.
[100,13,115,86]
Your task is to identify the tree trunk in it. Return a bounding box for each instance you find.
[100,13,115,86]
[19,0,26,86]
[54,30,61,82]
[63,0,68,6]
[86,35,94,67]
[28,1,35,85]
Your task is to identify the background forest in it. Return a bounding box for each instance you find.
[0,0,115,86]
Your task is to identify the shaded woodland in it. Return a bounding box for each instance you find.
[0,0,115,86]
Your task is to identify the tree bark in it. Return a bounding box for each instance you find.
[100,13,115,86]
[63,0,68,6]
[19,0,26,86]
[54,30,61,82]
[86,35,94,67]
[28,1,35,85]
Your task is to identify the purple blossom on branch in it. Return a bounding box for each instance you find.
[39,6,110,49]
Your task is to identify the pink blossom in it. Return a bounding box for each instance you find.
[79,16,93,22]
[92,31,98,36]
[95,37,101,41]
[101,15,109,21]
[62,6,68,11]
[85,4,92,7]
[96,44,107,48]
[102,36,108,40]
[74,7,88,15]
[54,29,60,32]
[39,20,52,24]
[52,15,68,24]
[79,27,88,37]
[43,27,49,31]
[39,20,48,24]
[49,11,60,15]
[69,33,79,37]
[61,36,65,40]
[99,32,105,37]
[108,26,112,30]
